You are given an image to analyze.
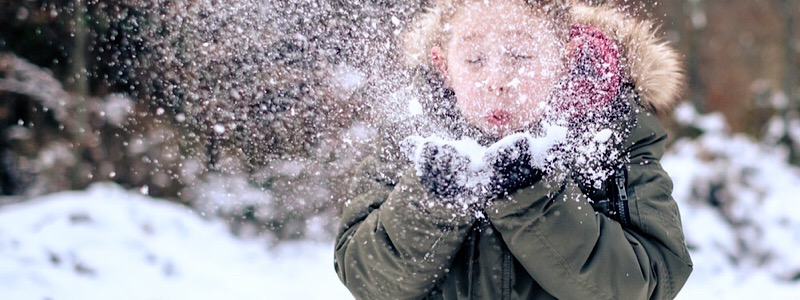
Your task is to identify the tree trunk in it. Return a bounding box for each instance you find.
[685,0,706,112]
[68,0,91,187]
[68,0,89,96]
[68,0,89,138]
[783,0,799,164]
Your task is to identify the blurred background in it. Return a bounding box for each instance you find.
[1,0,799,299]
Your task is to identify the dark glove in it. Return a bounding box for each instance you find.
[416,142,471,198]
[568,83,637,192]
[484,136,544,197]
[553,24,635,197]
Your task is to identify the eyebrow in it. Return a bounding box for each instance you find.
[458,33,483,42]
[457,30,535,42]
[504,30,536,39]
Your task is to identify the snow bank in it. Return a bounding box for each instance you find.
[664,109,800,298]
[0,183,352,300]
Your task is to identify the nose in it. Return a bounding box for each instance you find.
[485,67,513,94]
[480,54,514,91]
[488,84,506,93]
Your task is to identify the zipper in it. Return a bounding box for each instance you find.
[502,245,512,299]
[614,166,631,227]
[467,223,478,300]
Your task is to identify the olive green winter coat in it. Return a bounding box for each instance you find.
[334,4,692,300]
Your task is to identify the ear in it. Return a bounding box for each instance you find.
[430,46,449,83]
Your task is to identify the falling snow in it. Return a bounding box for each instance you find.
[2,0,800,299]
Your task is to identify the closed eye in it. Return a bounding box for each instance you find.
[510,53,532,60]
[466,55,485,65]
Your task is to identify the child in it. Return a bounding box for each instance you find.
[335,0,693,299]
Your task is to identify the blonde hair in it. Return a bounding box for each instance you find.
[401,0,573,68]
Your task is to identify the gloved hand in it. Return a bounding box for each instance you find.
[415,142,472,198]
[483,136,543,197]
[540,24,637,223]
[555,24,623,119]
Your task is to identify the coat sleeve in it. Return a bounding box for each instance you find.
[485,111,693,300]
[334,156,476,300]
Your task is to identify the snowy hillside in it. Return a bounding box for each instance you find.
[0,183,351,300]
[664,113,800,299]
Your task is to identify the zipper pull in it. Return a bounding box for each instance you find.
[614,167,631,227]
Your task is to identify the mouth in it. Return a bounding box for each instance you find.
[485,110,512,126]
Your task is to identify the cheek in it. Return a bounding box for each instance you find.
[518,61,562,95]
[448,74,484,112]
[519,77,555,96]
[454,90,483,115]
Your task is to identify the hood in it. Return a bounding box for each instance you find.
[377,2,684,163]
[368,3,686,184]
[572,3,685,115]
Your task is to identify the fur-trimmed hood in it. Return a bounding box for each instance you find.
[400,2,685,115]
[374,1,686,184]
[572,3,684,114]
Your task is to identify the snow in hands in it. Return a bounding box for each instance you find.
[403,124,569,202]
[403,119,628,207]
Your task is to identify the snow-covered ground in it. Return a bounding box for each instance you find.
[0,183,352,300]
[664,120,800,298]
[3,119,800,299]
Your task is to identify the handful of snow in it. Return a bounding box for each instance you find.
[402,124,569,192]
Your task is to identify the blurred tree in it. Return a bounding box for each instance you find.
[67,0,91,187]
[779,0,799,163]
[0,0,191,197]
[685,0,706,113]
[649,0,799,136]
[67,0,88,95]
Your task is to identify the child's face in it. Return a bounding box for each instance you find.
[437,1,564,136]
